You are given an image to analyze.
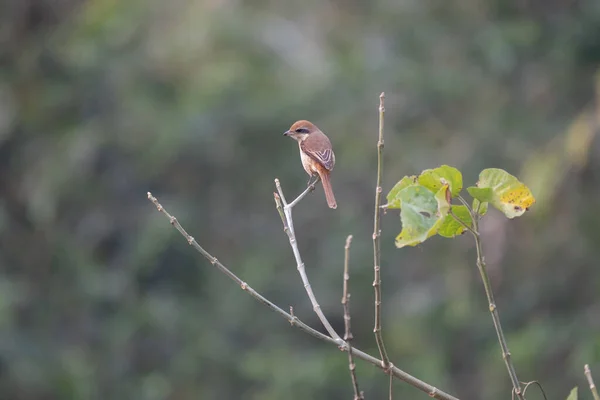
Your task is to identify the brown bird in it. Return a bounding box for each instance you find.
[283,120,337,209]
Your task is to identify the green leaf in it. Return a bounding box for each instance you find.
[472,199,488,216]
[386,175,417,209]
[467,187,494,203]
[467,168,536,219]
[438,205,472,238]
[418,165,463,197]
[395,184,450,248]
[566,387,578,400]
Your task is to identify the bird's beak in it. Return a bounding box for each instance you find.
[283,130,291,136]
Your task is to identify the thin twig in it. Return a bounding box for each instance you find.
[470,211,524,399]
[389,373,393,400]
[373,92,391,368]
[457,195,473,213]
[521,381,548,400]
[147,191,326,341]
[148,192,460,400]
[274,179,342,344]
[289,176,320,208]
[342,235,364,400]
[585,364,600,400]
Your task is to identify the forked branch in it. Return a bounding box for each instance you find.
[274,178,342,344]
[148,191,460,400]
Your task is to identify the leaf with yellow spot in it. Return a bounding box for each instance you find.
[467,168,535,219]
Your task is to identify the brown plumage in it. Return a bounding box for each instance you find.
[283,120,337,209]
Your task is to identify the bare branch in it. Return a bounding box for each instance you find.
[585,364,600,400]
[373,92,390,367]
[342,235,364,400]
[148,191,460,400]
[274,179,342,344]
[147,192,328,342]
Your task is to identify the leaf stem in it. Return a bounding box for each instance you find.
[448,206,477,236]
[457,195,472,213]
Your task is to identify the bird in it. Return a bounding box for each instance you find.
[283,120,337,209]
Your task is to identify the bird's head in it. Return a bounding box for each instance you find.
[283,120,318,141]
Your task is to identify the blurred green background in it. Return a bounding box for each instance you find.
[1,0,600,399]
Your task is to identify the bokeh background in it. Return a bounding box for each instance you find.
[2,0,600,399]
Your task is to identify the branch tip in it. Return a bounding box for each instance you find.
[345,235,353,248]
[585,364,600,400]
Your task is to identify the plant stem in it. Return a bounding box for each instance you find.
[585,364,600,400]
[342,235,364,400]
[470,214,524,400]
[373,92,391,369]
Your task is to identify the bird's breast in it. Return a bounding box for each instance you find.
[299,146,317,175]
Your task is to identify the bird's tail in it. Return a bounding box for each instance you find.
[319,171,337,209]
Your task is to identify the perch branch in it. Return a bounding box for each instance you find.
[373,92,391,368]
[585,364,600,400]
[289,176,320,208]
[342,235,364,400]
[147,192,460,400]
[274,179,342,344]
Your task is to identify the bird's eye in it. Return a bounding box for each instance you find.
[295,128,310,133]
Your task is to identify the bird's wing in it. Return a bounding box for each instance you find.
[301,133,335,171]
